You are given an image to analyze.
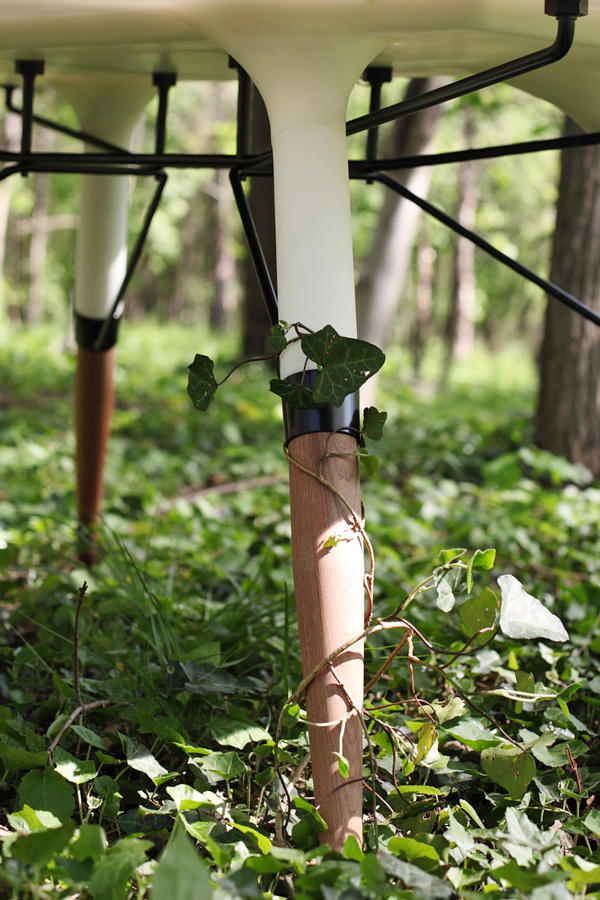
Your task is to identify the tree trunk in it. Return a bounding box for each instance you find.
[535,117,600,476]
[208,168,237,331]
[240,84,277,357]
[440,110,479,384]
[0,111,20,324]
[410,224,436,383]
[355,77,447,350]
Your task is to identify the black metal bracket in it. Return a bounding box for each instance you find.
[283,371,360,444]
[3,6,600,342]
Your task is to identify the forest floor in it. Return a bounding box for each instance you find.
[0,322,599,899]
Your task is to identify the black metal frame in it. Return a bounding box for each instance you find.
[1,1,598,334]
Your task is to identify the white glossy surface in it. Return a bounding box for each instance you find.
[0,2,598,126]
[67,80,152,319]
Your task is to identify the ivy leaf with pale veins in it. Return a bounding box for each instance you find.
[300,326,385,407]
[268,323,288,354]
[269,378,316,408]
[301,324,338,367]
[187,354,218,411]
[362,406,387,441]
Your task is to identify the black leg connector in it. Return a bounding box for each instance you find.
[545,0,587,15]
[283,370,360,445]
[74,312,120,352]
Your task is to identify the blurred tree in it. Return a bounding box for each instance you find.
[356,77,447,351]
[535,117,600,476]
[439,109,479,385]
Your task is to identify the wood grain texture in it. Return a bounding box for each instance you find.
[288,431,364,849]
[74,346,115,564]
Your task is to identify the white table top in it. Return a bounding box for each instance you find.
[0,1,598,126]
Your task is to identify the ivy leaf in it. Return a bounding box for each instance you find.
[333,752,350,778]
[268,323,288,353]
[269,378,315,408]
[481,746,536,798]
[299,326,385,407]
[18,768,75,823]
[151,827,213,899]
[300,324,338,366]
[362,406,387,441]
[497,575,568,642]
[459,588,498,642]
[359,450,380,478]
[187,355,218,411]
[11,821,75,867]
[53,747,97,784]
[414,724,437,764]
[119,735,168,784]
[466,548,496,592]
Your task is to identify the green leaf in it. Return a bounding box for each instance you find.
[89,837,152,900]
[120,735,168,783]
[7,804,51,833]
[53,746,97,784]
[71,824,108,862]
[466,548,496,592]
[359,450,380,478]
[362,406,387,441]
[459,588,497,641]
[472,548,496,570]
[18,768,75,823]
[584,809,600,839]
[481,746,536,798]
[388,836,440,866]
[187,354,218,411]
[498,575,568,641]
[151,828,213,899]
[0,736,47,771]
[300,326,385,406]
[333,751,350,778]
[300,323,338,366]
[415,724,437,764]
[167,784,213,812]
[232,823,272,854]
[439,548,466,564]
[210,716,271,749]
[11,821,75,867]
[196,750,246,782]
[70,724,107,750]
[268,323,288,353]
[343,834,364,861]
[444,720,502,751]
[431,697,466,725]
[269,378,315,408]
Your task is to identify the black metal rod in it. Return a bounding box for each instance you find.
[229,167,278,326]
[0,150,258,169]
[373,171,600,327]
[4,126,599,179]
[94,171,168,349]
[153,72,177,155]
[14,60,44,156]
[350,129,600,173]
[4,86,129,154]
[363,66,393,162]
[236,65,251,159]
[346,16,576,136]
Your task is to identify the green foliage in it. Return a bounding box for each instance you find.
[1,324,600,898]
[190,322,387,418]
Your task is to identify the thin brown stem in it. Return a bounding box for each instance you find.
[47,699,110,763]
[73,582,87,710]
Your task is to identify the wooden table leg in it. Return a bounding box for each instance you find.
[288,430,364,849]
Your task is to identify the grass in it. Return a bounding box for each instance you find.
[0,322,599,899]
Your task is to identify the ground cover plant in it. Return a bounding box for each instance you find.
[0,323,599,898]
